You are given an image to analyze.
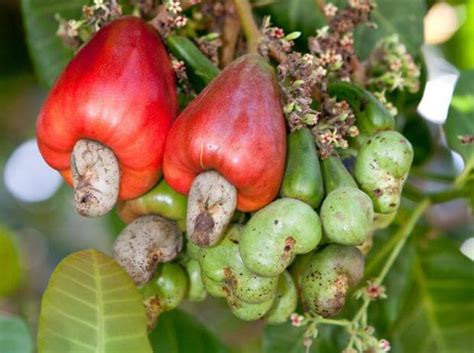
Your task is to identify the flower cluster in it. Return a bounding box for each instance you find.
[196,32,223,65]
[366,34,420,94]
[57,0,122,49]
[171,55,195,98]
[345,327,392,353]
[261,1,376,159]
[153,0,192,37]
[258,16,299,62]
[308,0,375,81]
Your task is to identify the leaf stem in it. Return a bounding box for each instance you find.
[351,199,430,329]
[233,0,261,54]
[454,159,474,187]
[316,318,351,326]
[374,199,430,284]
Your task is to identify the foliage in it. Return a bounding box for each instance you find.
[37,250,152,353]
[21,0,83,87]
[0,226,23,298]
[149,310,230,353]
[12,0,474,353]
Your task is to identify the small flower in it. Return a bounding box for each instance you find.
[316,25,330,39]
[379,339,391,352]
[389,58,402,72]
[270,27,285,39]
[340,33,354,47]
[166,0,182,14]
[324,3,338,17]
[174,15,188,28]
[366,280,387,300]
[338,139,349,149]
[302,53,315,64]
[348,126,359,137]
[348,0,360,7]
[314,66,327,78]
[94,0,107,11]
[82,5,94,19]
[365,325,375,335]
[290,313,304,327]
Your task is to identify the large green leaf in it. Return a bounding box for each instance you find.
[444,70,474,169]
[0,226,23,298]
[389,236,474,353]
[149,309,230,353]
[21,0,84,87]
[38,249,152,353]
[259,0,425,57]
[368,233,474,353]
[0,314,33,353]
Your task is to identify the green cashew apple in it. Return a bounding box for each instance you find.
[320,154,358,194]
[140,262,188,329]
[227,295,275,321]
[301,244,364,317]
[266,271,298,325]
[202,273,227,298]
[320,187,374,245]
[185,238,202,261]
[281,128,324,208]
[355,131,413,214]
[289,253,312,297]
[197,224,278,303]
[240,198,322,277]
[373,212,396,230]
[183,259,207,302]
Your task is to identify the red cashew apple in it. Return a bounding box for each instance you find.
[163,54,286,247]
[36,16,177,217]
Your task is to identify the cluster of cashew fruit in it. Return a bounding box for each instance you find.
[36,17,413,328]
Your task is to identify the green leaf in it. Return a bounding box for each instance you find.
[149,309,230,353]
[354,0,426,58]
[0,314,33,353]
[38,249,152,353]
[370,234,474,353]
[259,0,425,57]
[165,35,220,92]
[263,322,342,353]
[0,226,23,298]
[444,70,474,169]
[21,0,84,87]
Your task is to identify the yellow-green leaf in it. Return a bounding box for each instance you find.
[0,226,23,298]
[38,249,152,353]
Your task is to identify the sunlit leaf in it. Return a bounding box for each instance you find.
[149,309,230,353]
[38,249,152,353]
[0,226,23,298]
[21,0,83,87]
[0,314,33,353]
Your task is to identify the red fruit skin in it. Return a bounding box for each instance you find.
[36,17,178,200]
[163,54,286,212]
